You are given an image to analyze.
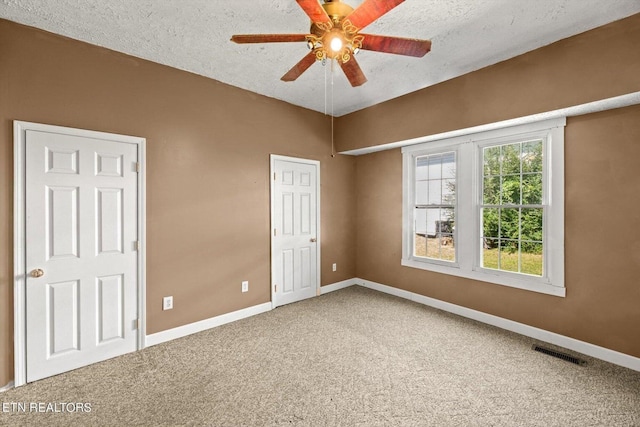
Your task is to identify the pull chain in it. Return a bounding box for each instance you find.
[331,59,335,158]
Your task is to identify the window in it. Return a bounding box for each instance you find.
[480,139,544,276]
[413,152,456,263]
[402,119,565,297]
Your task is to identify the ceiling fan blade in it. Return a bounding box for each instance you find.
[339,56,367,87]
[231,34,308,44]
[281,52,318,82]
[360,34,431,57]
[343,0,404,31]
[296,0,332,26]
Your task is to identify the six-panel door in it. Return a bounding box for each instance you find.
[25,130,139,382]
[272,159,318,307]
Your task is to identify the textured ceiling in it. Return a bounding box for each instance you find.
[2,0,640,116]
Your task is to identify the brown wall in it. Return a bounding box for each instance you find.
[0,20,356,386]
[2,12,639,387]
[348,14,640,360]
[355,105,640,358]
[336,13,640,152]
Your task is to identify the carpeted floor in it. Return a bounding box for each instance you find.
[1,286,639,426]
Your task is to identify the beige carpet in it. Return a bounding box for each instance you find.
[1,286,639,426]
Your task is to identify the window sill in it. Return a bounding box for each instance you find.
[401,258,566,297]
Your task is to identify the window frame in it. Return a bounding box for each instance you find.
[402,118,565,297]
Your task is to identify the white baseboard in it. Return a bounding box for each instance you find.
[145,278,362,347]
[320,278,358,294]
[141,277,639,372]
[146,278,361,347]
[356,278,640,372]
[145,302,272,347]
[0,381,14,393]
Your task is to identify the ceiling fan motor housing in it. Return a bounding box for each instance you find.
[308,0,362,62]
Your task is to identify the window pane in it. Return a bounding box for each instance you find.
[499,240,520,272]
[442,179,455,205]
[521,208,543,242]
[502,144,521,175]
[415,180,428,205]
[428,155,442,180]
[427,234,455,261]
[501,175,521,205]
[415,207,456,262]
[483,176,500,205]
[426,208,439,236]
[521,242,543,276]
[426,235,440,258]
[482,208,499,238]
[522,140,543,173]
[428,180,442,205]
[414,207,427,237]
[441,208,455,227]
[442,154,456,179]
[522,173,542,205]
[499,208,520,240]
[414,233,427,258]
[482,238,499,269]
[483,146,500,176]
[416,157,429,180]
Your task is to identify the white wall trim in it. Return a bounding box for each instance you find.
[320,278,358,294]
[0,381,14,393]
[13,121,147,387]
[146,277,359,347]
[356,278,640,372]
[145,302,272,347]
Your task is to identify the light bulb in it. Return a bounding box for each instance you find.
[330,37,343,52]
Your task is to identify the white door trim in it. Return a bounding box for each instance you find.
[13,121,146,387]
[270,154,321,308]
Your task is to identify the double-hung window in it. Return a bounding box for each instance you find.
[402,118,565,296]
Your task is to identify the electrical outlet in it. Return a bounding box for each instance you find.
[163,296,173,310]
[242,281,249,293]
[332,263,337,272]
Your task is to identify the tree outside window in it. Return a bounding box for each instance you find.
[481,140,544,276]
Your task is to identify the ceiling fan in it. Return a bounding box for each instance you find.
[231,0,432,87]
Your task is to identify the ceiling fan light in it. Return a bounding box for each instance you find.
[330,36,343,52]
[353,46,360,55]
[307,40,314,50]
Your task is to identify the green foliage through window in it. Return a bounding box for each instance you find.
[481,140,544,276]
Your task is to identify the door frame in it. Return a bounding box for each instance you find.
[13,121,147,387]
[269,154,321,308]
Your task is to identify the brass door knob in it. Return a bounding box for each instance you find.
[310,238,317,243]
[31,269,44,278]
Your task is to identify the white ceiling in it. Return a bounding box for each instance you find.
[2,0,639,116]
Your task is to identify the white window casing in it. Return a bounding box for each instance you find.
[402,118,565,297]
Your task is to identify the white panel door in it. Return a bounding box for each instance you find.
[25,129,139,382]
[271,157,319,308]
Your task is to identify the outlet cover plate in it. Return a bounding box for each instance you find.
[163,296,173,310]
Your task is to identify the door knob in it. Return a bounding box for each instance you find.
[310,238,317,243]
[31,269,44,278]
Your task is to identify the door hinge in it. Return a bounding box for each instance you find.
[273,172,276,181]
[133,318,140,330]
[273,228,276,236]
[134,241,140,251]
[135,162,141,173]
[274,284,277,293]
